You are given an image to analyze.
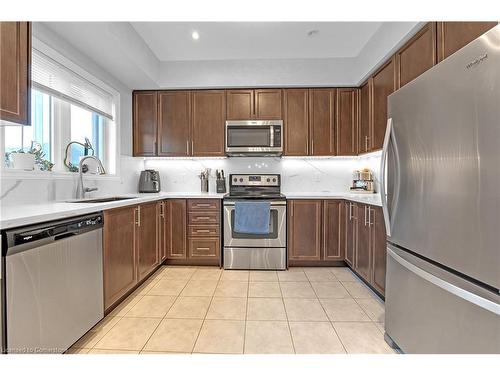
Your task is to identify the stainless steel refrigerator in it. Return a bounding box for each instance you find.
[382,25,500,354]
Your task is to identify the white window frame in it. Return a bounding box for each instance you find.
[0,38,121,180]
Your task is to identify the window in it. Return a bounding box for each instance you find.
[2,39,118,175]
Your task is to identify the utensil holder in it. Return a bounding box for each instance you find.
[200,177,209,193]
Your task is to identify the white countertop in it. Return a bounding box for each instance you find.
[0,192,224,230]
[0,191,381,230]
[283,192,382,207]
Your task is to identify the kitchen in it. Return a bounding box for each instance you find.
[0,1,499,371]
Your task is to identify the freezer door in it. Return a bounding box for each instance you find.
[385,245,500,354]
[386,25,500,289]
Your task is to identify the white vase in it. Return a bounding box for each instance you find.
[11,153,35,171]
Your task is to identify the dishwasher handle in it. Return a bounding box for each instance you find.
[5,212,103,255]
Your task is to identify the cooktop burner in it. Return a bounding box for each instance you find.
[225,173,282,199]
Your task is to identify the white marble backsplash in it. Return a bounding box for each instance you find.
[144,151,382,195]
[0,152,381,207]
[0,156,144,207]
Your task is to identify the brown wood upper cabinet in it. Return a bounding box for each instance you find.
[133,91,158,156]
[336,88,358,156]
[283,89,309,156]
[358,81,371,154]
[226,89,282,120]
[309,88,336,156]
[396,22,437,89]
[0,22,31,125]
[191,90,226,156]
[158,91,191,156]
[371,57,396,151]
[133,90,226,157]
[437,22,498,62]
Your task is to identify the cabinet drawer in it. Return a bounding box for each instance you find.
[188,238,220,258]
[188,211,220,225]
[188,225,220,237]
[187,199,220,211]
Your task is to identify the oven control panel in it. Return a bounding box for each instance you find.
[230,174,280,187]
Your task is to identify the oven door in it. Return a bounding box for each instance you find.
[223,200,286,248]
[225,121,282,154]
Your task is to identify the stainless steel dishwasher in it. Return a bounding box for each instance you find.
[2,213,104,354]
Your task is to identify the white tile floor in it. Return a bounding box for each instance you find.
[67,266,395,354]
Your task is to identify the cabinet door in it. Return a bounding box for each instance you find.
[336,88,358,156]
[0,22,30,125]
[158,201,168,263]
[358,81,371,154]
[167,199,187,259]
[371,58,396,151]
[133,91,158,156]
[158,91,191,156]
[283,89,309,156]
[437,22,497,62]
[309,89,336,156]
[254,89,282,119]
[371,207,387,295]
[288,200,322,261]
[137,202,159,281]
[192,90,226,156]
[103,206,138,310]
[323,200,344,261]
[226,90,254,120]
[396,23,437,89]
[355,204,371,281]
[344,201,357,267]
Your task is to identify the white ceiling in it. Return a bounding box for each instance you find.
[38,22,423,89]
[131,22,383,61]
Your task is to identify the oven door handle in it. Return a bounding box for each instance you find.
[223,201,287,207]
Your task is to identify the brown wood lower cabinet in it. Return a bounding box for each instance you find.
[103,202,162,312]
[345,201,387,296]
[165,199,221,266]
[344,201,357,267]
[288,199,344,265]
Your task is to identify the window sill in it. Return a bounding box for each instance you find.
[0,168,120,181]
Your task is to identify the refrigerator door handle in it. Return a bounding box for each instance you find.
[388,248,500,316]
[381,118,393,236]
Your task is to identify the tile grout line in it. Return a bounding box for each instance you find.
[190,269,223,354]
[139,266,196,353]
[309,270,349,354]
[279,272,298,354]
[242,275,249,355]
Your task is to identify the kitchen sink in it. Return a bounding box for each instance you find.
[66,196,137,203]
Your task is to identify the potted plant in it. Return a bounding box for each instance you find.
[5,142,54,171]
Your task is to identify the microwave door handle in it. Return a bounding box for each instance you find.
[269,125,274,147]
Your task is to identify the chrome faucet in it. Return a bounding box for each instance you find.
[76,155,106,199]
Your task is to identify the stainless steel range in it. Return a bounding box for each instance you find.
[223,174,286,270]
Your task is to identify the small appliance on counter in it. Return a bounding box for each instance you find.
[350,168,374,193]
[138,169,161,193]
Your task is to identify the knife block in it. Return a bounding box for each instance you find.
[216,178,226,193]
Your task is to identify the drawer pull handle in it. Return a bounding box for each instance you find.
[197,247,211,251]
[196,230,211,233]
[196,216,210,220]
[196,204,211,207]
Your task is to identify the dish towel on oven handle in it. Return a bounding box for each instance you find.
[233,201,271,234]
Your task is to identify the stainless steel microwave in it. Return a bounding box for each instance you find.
[225,120,283,156]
